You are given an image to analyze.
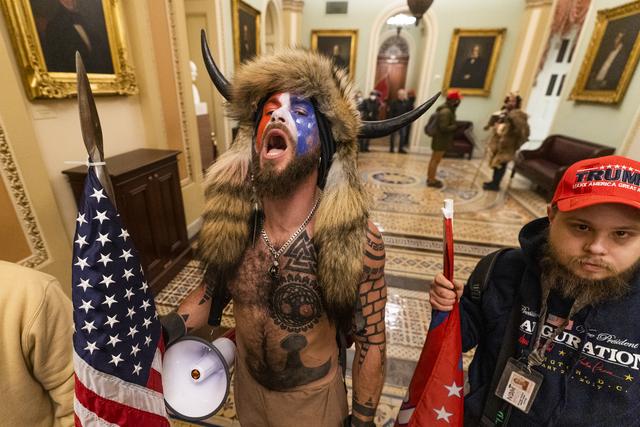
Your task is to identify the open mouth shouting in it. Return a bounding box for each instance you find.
[262,125,293,160]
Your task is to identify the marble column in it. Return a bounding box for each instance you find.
[505,0,556,102]
[282,0,304,47]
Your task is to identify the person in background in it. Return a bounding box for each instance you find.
[426,90,462,188]
[358,90,380,152]
[430,155,640,426]
[0,261,74,426]
[388,88,413,153]
[483,93,530,191]
[403,89,417,150]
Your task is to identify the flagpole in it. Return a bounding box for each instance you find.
[441,199,454,282]
[75,52,117,208]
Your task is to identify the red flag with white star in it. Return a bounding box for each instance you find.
[395,199,464,426]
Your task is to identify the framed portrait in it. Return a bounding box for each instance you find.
[311,29,358,78]
[232,0,260,66]
[570,1,640,104]
[0,0,136,99]
[443,28,506,96]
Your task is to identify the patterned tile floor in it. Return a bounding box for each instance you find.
[157,147,548,426]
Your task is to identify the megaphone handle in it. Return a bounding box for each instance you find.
[223,328,236,344]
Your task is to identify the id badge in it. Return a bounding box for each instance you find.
[494,357,543,414]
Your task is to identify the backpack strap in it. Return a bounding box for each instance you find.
[466,248,525,427]
[205,266,233,327]
[467,248,513,304]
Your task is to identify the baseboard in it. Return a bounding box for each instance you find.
[187,216,203,240]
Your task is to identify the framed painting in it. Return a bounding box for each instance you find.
[0,0,136,99]
[232,0,260,66]
[570,1,640,104]
[443,28,506,97]
[311,29,358,78]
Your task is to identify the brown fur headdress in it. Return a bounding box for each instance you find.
[198,49,369,319]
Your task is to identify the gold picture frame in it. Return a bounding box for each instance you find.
[311,29,358,78]
[443,28,506,97]
[232,0,260,66]
[570,1,640,104]
[0,0,137,100]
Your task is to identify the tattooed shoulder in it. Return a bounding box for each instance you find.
[364,221,385,270]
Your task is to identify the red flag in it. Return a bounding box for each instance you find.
[374,75,389,102]
[396,199,464,426]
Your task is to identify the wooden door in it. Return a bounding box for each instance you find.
[375,58,408,102]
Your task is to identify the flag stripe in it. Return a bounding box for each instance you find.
[74,398,120,427]
[74,353,166,417]
[75,374,170,427]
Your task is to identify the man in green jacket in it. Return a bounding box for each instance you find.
[427,90,461,188]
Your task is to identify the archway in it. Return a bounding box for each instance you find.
[265,0,282,53]
[375,35,410,105]
[366,2,437,150]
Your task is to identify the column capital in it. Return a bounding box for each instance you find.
[282,0,304,13]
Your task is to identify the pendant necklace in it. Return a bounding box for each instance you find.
[260,192,321,283]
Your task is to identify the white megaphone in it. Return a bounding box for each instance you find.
[163,329,236,420]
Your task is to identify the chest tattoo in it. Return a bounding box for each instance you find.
[268,231,324,333]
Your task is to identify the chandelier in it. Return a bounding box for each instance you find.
[407,0,434,24]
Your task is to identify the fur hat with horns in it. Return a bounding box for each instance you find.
[197,32,439,321]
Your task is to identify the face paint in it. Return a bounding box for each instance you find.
[290,95,318,155]
[255,92,319,156]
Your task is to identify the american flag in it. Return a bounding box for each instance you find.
[396,200,464,426]
[71,166,170,426]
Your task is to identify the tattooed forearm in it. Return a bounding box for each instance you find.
[354,231,387,366]
[350,221,386,426]
[352,399,377,425]
[198,283,214,305]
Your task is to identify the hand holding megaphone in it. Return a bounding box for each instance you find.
[162,328,236,420]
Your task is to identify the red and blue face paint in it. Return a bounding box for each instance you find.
[255,92,319,156]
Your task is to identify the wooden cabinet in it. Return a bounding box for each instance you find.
[63,149,191,294]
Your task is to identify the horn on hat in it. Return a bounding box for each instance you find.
[201,30,439,140]
[201,30,231,101]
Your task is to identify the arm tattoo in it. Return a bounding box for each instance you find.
[199,265,217,305]
[351,396,376,427]
[198,283,214,305]
[354,226,387,367]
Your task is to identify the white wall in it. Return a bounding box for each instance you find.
[549,0,640,151]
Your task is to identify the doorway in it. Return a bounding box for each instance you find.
[374,34,410,106]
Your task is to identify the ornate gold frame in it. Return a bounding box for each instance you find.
[232,0,260,67]
[310,29,358,78]
[0,0,137,99]
[443,28,506,97]
[570,1,640,104]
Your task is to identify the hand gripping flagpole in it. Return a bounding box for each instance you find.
[395,199,464,427]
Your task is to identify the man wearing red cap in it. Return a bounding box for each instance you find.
[426,90,462,188]
[430,155,640,425]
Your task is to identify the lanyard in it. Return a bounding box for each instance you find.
[525,289,583,369]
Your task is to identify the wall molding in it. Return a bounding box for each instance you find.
[282,0,304,12]
[0,124,49,268]
[166,0,194,183]
[526,0,554,7]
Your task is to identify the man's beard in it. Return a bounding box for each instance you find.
[540,241,639,307]
[252,145,319,199]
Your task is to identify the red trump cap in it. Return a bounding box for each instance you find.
[446,90,462,101]
[551,155,640,212]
